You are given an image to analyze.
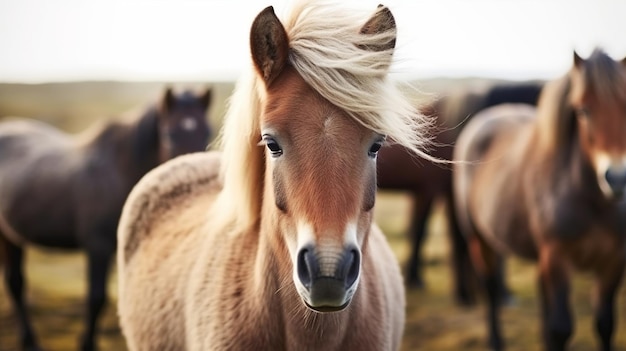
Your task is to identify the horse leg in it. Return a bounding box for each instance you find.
[443,190,476,306]
[538,244,572,351]
[467,233,504,351]
[497,260,514,305]
[80,248,114,351]
[445,185,512,307]
[405,193,434,289]
[593,258,625,351]
[1,237,42,351]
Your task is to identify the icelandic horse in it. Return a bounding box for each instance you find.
[0,88,212,351]
[454,49,626,350]
[117,2,434,350]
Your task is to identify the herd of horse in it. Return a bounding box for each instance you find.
[0,87,212,351]
[1,1,625,351]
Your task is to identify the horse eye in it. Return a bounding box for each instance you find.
[263,136,283,157]
[368,141,383,158]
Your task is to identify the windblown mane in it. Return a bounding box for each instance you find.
[212,0,433,234]
[537,49,626,162]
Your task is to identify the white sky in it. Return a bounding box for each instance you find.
[0,0,624,83]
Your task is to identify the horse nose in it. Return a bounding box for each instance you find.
[296,245,361,310]
[605,168,626,197]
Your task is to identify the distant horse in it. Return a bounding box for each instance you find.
[0,87,212,351]
[118,2,431,350]
[454,49,626,350]
[377,81,543,304]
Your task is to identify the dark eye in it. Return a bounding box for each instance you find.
[368,140,383,158]
[263,135,283,157]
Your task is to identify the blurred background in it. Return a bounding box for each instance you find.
[1,0,626,350]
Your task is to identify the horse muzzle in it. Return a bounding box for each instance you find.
[295,244,361,312]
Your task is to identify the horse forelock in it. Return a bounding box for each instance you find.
[579,49,626,105]
[284,1,433,159]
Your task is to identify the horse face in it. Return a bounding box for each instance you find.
[249,3,399,313]
[260,68,380,312]
[571,54,626,199]
[158,88,212,161]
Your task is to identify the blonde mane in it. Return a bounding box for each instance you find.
[212,0,433,234]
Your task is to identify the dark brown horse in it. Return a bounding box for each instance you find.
[377,81,543,304]
[0,87,212,351]
[454,49,626,350]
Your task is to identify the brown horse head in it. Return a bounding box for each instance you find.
[569,50,626,199]
[211,3,430,314]
[252,5,397,312]
[156,87,212,161]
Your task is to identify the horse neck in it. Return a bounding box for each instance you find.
[531,77,578,176]
[114,108,162,185]
[529,113,602,202]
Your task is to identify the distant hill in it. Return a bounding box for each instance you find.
[0,81,235,133]
[0,77,534,133]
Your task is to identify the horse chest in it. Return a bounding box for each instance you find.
[563,227,624,271]
[532,192,626,270]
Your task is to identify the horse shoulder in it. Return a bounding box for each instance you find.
[117,151,223,350]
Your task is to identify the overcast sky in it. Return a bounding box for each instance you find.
[0,0,624,83]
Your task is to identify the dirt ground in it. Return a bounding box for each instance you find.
[2,193,626,351]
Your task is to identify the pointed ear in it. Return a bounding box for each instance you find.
[200,87,212,110]
[161,87,175,112]
[622,55,626,66]
[359,5,396,51]
[573,51,584,68]
[250,6,289,87]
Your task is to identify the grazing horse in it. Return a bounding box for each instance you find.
[453,49,626,350]
[0,87,212,351]
[377,81,543,304]
[118,2,432,350]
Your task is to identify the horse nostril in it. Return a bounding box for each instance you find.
[344,249,361,288]
[297,247,317,288]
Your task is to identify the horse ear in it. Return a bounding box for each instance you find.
[200,88,212,110]
[622,56,626,66]
[250,6,289,86]
[359,5,396,51]
[573,51,584,68]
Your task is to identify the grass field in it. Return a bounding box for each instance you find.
[1,81,626,351]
